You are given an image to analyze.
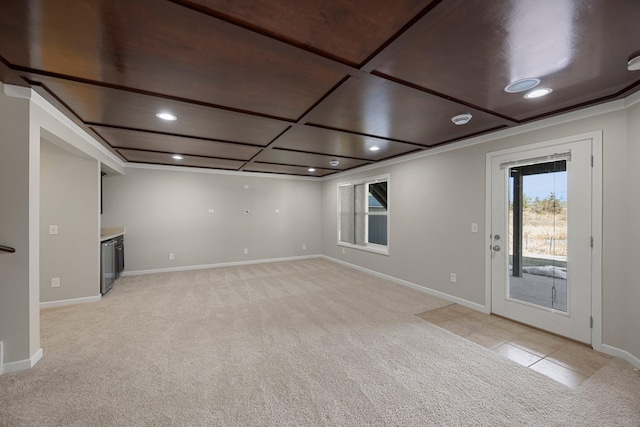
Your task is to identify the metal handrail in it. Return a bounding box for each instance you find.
[0,245,16,253]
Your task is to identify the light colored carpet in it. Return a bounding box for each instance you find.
[1,258,638,426]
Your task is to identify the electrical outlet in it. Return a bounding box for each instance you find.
[243,184,249,189]
[51,277,60,288]
[168,253,175,260]
[243,248,249,255]
[243,209,250,215]
[450,273,457,283]
[302,244,306,250]
[471,223,478,233]
[208,209,215,213]
[275,209,280,213]
[49,225,58,235]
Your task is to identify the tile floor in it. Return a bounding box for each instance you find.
[416,304,612,389]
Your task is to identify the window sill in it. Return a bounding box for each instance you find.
[337,242,389,256]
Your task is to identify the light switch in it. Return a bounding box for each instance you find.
[49,225,58,235]
[471,223,478,233]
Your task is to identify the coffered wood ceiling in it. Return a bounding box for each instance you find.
[1,0,639,176]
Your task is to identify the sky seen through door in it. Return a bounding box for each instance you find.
[522,171,567,201]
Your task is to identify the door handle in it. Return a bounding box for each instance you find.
[492,245,501,252]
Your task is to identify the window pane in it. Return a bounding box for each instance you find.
[354,184,366,245]
[339,185,354,244]
[368,182,387,212]
[508,161,568,312]
[368,215,387,245]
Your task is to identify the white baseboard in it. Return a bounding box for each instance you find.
[40,295,101,309]
[121,254,323,276]
[322,256,486,313]
[1,348,42,375]
[601,344,640,369]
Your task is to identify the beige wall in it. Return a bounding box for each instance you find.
[40,140,100,303]
[101,167,322,272]
[322,106,639,361]
[623,102,640,358]
[0,88,39,366]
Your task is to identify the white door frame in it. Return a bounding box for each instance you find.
[485,131,603,351]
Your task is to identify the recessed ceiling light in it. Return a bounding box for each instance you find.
[369,146,380,151]
[308,168,316,172]
[329,160,340,167]
[172,154,183,160]
[628,53,640,71]
[451,113,473,125]
[524,88,553,99]
[156,112,177,121]
[504,78,541,93]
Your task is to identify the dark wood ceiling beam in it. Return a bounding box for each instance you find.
[85,123,265,149]
[303,123,429,148]
[357,0,445,69]
[372,71,520,124]
[169,0,362,69]
[107,146,249,163]
[239,126,293,172]
[295,76,353,124]
[358,0,464,73]
[16,65,297,124]
[263,147,375,162]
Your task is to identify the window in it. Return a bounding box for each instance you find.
[338,175,389,254]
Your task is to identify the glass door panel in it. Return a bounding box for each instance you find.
[509,161,568,311]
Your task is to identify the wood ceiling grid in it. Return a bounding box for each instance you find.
[1,1,639,175]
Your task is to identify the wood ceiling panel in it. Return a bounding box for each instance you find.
[305,77,511,145]
[117,149,245,170]
[371,0,640,121]
[39,78,287,146]
[92,127,261,161]
[273,126,418,160]
[244,163,335,177]
[3,0,639,176]
[180,0,436,65]
[0,0,347,120]
[253,149,369,170]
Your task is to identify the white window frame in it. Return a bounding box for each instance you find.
[337,174,390,255]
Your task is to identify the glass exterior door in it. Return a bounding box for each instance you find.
[490,138,593,343]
